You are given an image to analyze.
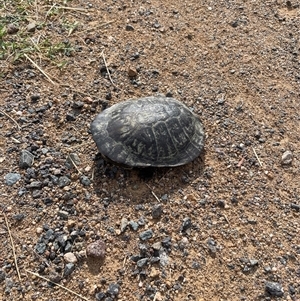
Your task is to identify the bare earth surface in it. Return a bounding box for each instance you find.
[0,1,299,301]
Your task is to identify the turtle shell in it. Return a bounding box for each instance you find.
[90,96,204,167]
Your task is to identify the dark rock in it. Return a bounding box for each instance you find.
[57,211,69,220]
[32,190,42,199]
[139,229,153,241]
[66,112,76,121]
[125,24,134,31]
[7,24,19,34]
[265,281,284,297]
[161,194,168,201]
[27,181,42,189]
[57,235,67,248]
[35,242,47,254]
[65,153,81,169]
[5,173,21,186]
[0,270,6,282]
[72,101,84,109]
[129,221,139,231]
[86,239,106,259]
[31,94,40,102]
[130,255,141,262]
[12,213,25,221]
[161,236,172,249]
[58,176,71,187]
[191,261,201,270]
[5,277,14,294]
[137,258,148,268]
[181,217,192,232]
[80,175,91,186]
[63,263,75,277]
[207,238,217,255]
[107,283,120,297]
[95,292,106,300]
[291,203,300,211]
[151,204,163,219]
[19,150,34,168]
[49,273,62,283]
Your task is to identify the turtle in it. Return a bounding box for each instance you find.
[90,96,205,167]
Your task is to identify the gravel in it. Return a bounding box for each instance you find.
[4,173,21,186]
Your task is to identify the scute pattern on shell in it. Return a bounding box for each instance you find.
[91,96,205,167]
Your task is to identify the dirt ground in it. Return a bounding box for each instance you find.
[0,0,299,300]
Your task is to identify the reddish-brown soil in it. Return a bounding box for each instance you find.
[0,1,299,301]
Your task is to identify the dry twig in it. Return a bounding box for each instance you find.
[24,54,57,85]
[4,213,21,281]
[44,5,88,12]
[146,184,160,202]
[67,154,82,174]
[101,51,119,90]
[0,110,21,131]
[25,269,91,301]
[252,147,263,167]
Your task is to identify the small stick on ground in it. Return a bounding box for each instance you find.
[101,51,119,90]
[252,147,263,167]
[223,214,230,225]
[0,110,21,131]
[4,213,21,281]
[44,5,88,12]
[25,269,91,301]
[122,254,127,268]
[146,184,160,202]
[67,154,82,174]
[24,54,57,85]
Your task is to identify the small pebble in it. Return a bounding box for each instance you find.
[63,263,76,277]
[128,67,138,77]
[58,210,69,219]
[58,176,71,188]
[137,258,148,268]
[129,220,139,231]
[139,229,153,241]
[19,150,34,169]
[125,24,134,31]
[120,217,129,233]
[107,283,120,297]
[27,22,36,32]
[265,281,284,297]
[80,175,91,186]
[281,150,293,165]
[64,252,78,263]
[7,24,19,34]
[86,239,106,259]
[5,173,21,186]
[151,204,163,219]
[181,217,192,232]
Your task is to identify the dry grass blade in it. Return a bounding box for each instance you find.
[146,184,160,202]
[67,154,82,174]
[252,147,263,167]
[0,110,21,131]
[25,269,91,301]
[101,51,119,90]
[24,54,57,85]
[44,5,88,12]
[4,213,21,281]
